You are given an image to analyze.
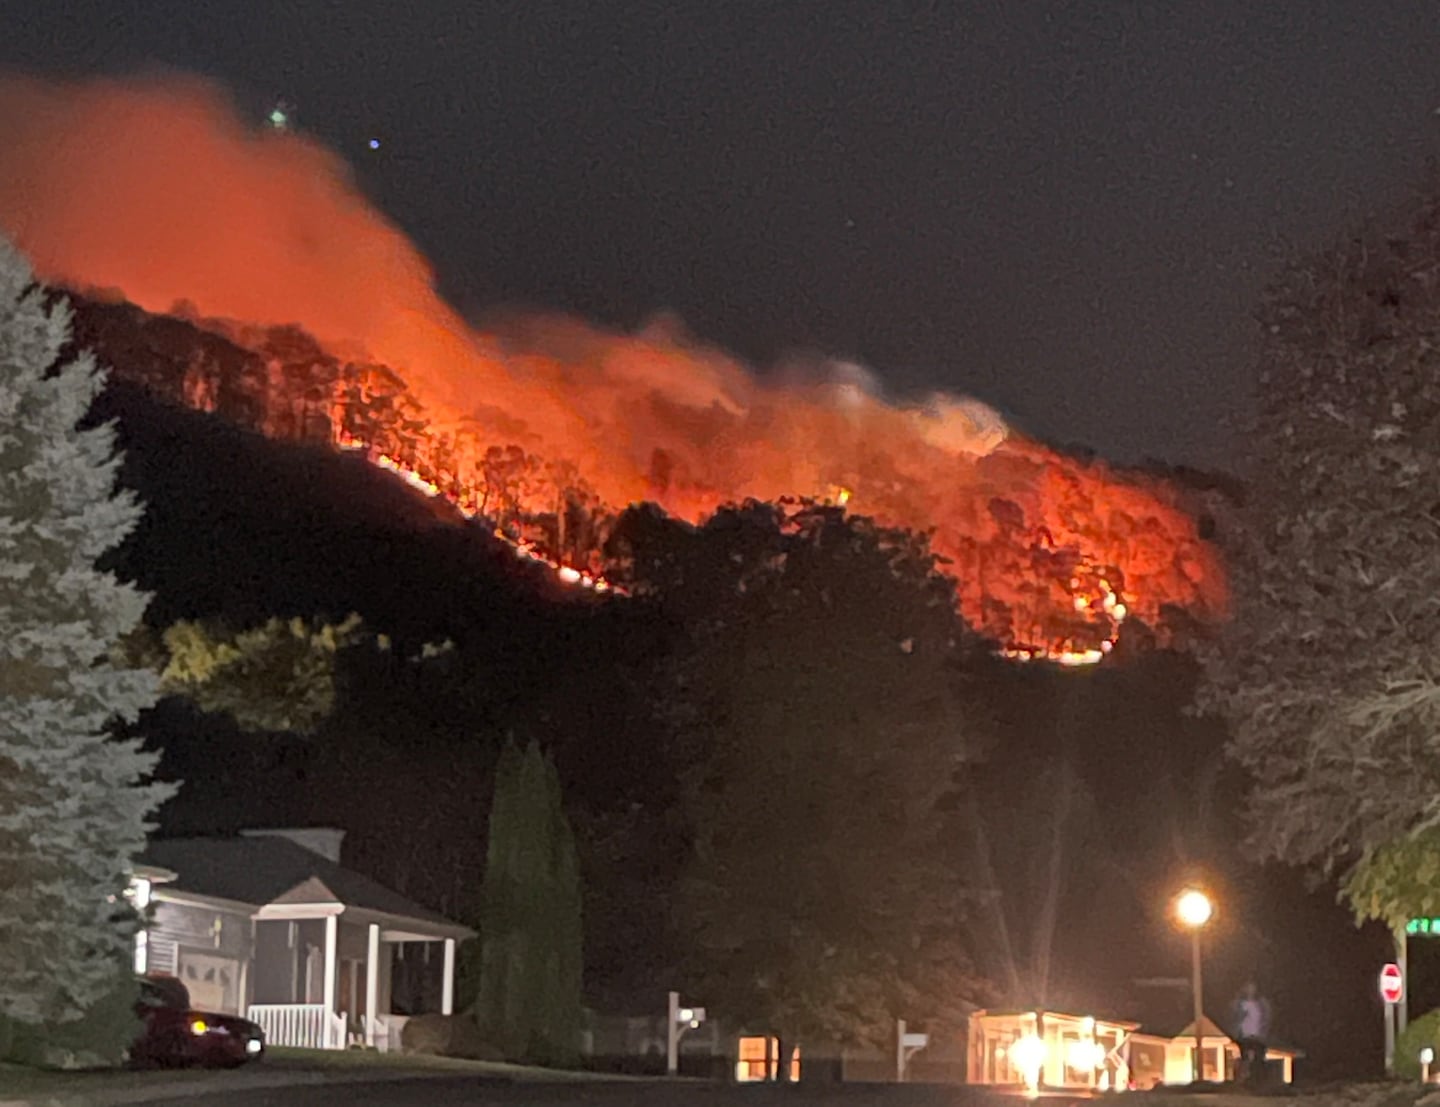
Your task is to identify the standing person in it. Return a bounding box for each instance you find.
[1229,981,1273,1086]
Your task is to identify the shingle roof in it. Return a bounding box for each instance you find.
[139,836,472,938]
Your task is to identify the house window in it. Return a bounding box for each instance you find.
[736,1036,770,1082]
[735,1037,800,1082]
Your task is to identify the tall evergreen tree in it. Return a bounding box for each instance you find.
[477,740,582,1065]
[0,239,169,1033]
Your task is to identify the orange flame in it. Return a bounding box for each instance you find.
[0,74,1227,661]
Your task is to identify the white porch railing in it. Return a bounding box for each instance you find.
[373,1013,407,1053]
[248,1003,347,1049]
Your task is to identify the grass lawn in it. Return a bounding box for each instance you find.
[0,1049,641,1104]
[264,1046,638,1082]
[0,1062,214,1100]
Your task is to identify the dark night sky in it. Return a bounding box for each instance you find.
[5,1,1440,466]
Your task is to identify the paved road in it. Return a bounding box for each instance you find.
[148,1077,1025,1107]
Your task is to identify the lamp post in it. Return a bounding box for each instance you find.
[1175,888,1213,1084]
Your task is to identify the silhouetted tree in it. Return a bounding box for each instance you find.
[654,502,989,1066]
[477,740,583,1065]
[1201,183,1440,888]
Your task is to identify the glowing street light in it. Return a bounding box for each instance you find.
[1176,888,1213,929]
[1175,887,1214,1083]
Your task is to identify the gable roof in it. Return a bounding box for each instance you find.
[1173,1015,1231,1041]
[139,836,472,938]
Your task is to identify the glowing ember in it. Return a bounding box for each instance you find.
[338,431,626,595]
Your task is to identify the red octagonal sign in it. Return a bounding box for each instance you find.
[1380,962,1404,1004]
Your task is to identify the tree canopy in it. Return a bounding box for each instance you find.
[1201,185,1440,877]
[0,239,169,1044]
[628,500,989,1049]
[129,613,366,734]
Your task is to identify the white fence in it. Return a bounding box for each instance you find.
[248,1003,346,1049]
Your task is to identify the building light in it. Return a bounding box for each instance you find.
[1009,1034,1047,1089]
[1067,1039,1106,1071]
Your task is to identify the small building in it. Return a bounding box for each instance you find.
[1134,1016,1298,1088]
[130,828,473,1050]
[968,1010,1138,1093]
[967,1009,1301,1093]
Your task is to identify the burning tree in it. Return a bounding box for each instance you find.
[0,239,169,1059]
[1201,184,1440,881]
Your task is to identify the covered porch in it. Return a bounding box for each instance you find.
[245,879,473,1050]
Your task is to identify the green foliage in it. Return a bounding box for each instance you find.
[140,613,365,733]
[1395,1007,1440,1080]
[1342,829,1440,932]
[0,966,141,1069]
[643,501,989,1048]
[1198,184,1440,874]
[476,740,583,1066]
[0,239,169,1034]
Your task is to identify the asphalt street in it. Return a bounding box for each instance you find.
[146,1077,1023,1107]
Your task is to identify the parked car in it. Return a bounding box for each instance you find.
[131,975,265,1068]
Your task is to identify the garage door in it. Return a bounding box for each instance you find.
[178,950,241,1014]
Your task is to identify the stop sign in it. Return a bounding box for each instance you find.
[1380,963,1404,1004]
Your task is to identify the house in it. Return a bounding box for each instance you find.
[1131,1015,1300,1087]
[128,828,474,1050]
[966,1008,1301,1094]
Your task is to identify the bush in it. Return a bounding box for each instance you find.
[0,971,142,1070]
[400,1012,502,1061]
[1396,1007,1440,1080]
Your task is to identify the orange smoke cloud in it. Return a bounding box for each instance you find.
[0,72,1226,657]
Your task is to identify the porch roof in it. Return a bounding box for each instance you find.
[140,836,473,940]
[970,1009,1143,1031]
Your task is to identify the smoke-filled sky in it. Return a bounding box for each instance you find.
[4,2,1440,468]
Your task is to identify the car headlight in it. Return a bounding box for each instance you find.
[189,1019,208,1036]
[246,1038,263,1054]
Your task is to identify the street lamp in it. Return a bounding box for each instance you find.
[1175,888,1213,1083]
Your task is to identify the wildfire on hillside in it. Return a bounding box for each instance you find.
[0,74,1228,663]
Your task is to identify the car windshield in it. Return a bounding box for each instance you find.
[139,976,191,1010]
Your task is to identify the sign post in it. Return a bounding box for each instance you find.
[1381,963,1404,1075]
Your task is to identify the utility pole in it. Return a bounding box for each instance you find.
[1398,929,1410,1035]
[666,991,680,1076]
[1191,925,1205,1083]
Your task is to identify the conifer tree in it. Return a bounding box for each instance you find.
[476,740,582,1065]
[0,238,169,1033]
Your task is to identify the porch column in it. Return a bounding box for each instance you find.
[365,923,380,1047]
[441,938,455,1015]
[323,915,338,1032]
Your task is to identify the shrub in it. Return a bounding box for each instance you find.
[400,1012,502,1061]
[1396,1007,1440,1081]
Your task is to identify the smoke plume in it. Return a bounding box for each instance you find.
[0,73,1226,657]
